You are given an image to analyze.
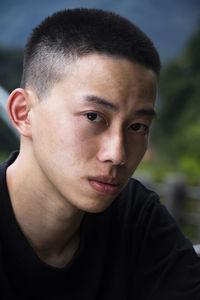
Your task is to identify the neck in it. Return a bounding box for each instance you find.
[6,148,84,268]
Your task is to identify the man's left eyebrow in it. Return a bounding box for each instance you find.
[135,108,157,119]
[84,95,119,111]
[84,95,156,118]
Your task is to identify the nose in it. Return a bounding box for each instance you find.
[97,130,127,166]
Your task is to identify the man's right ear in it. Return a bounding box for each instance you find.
[7,88,32,138]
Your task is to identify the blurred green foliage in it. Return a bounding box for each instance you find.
[137,21,200,184]
[0,45,23,92]
[0,44,22,155]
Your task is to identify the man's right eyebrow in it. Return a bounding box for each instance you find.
[83,95,156,119]
[84,95,119,111]
[135,108,157,119]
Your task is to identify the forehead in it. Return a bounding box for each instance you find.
[42,53,158,115]
[69,54,157,84]
[60,54,157,96]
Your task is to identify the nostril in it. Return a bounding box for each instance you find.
[96,129,127,166]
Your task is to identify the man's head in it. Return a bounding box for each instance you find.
[8,9,159,213]
[20,8,161,99]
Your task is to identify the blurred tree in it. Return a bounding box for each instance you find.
[0,45,22,154]
[0,45,23,92]
[152,21,200,182]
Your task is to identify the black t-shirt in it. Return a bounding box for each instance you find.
[0,152,200,299]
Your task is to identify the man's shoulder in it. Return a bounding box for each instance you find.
[105,178,160,230]
[0,151,19,205]
[116,177,160,212]
[0,151,19,181]
[121,177,158,198]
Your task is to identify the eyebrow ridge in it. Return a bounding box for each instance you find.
[85,95,118,111]
[135,108,157,119]
[85,95,156,118]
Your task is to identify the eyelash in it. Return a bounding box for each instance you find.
[84,112,104,123]
[84,111,149,134]
[129,123,149,134]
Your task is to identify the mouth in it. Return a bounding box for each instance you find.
[88,176,120,195]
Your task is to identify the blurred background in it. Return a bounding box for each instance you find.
[0,0,200,244]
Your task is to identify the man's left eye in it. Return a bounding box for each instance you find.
[129,123,149,133]
[85,112,103,123]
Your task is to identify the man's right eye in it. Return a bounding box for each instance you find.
[84,112,103,123]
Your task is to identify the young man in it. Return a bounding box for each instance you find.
[0,8,200,299]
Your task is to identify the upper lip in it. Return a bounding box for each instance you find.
[88,176,120,186]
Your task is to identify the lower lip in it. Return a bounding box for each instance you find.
[89,180,119,195]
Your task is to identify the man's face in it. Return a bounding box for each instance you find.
[29,54,157,213]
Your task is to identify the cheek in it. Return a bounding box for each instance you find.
[127,136,148,166]
[137,137,149,161]
[56,121,100,164]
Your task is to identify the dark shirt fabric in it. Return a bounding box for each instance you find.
[0,152,200,299]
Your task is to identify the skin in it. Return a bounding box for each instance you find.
[6,54,158,267]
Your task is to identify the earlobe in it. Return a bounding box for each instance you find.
[7,88,32,137]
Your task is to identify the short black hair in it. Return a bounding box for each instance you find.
[21,8,161,98]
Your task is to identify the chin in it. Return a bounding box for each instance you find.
[78,197,115,214]
[83,206,110,214]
